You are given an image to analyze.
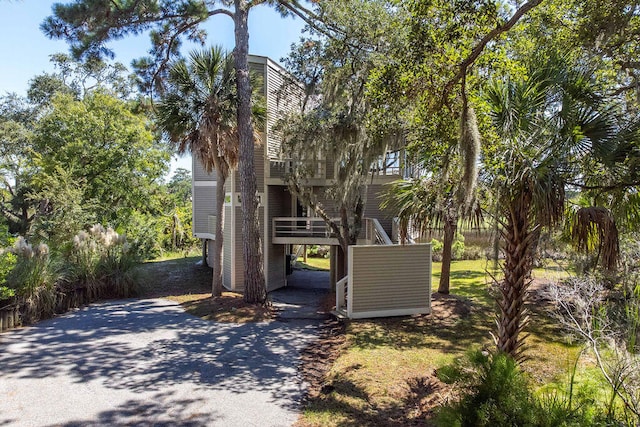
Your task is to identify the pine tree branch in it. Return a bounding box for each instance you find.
[150,8,235,95]
[276,0,345,39]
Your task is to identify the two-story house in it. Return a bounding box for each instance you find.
[192,55,432,318]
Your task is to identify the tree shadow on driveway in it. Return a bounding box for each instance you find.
[0,298,321,426]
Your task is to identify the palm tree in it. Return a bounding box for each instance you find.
[156,46,264,297]
[485,62,622,359]
[384,172,482,294]
[384,96,482,295]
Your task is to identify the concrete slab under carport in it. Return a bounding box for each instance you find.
[269,268,330,321]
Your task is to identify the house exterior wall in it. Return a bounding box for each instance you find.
[363,183,394,236]
[233,205,245,292]
[193,156,215,181]
[266,186,289,291]
[306,184,396,237]
[325,155,335,181]
[192,157,217,239]
[265,60,303,160]
[312,187,338,218]
[192,54,411,296]
[223,170,235,290]
[347,244,432,318]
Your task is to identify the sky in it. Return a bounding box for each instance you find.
[0,1,307,178]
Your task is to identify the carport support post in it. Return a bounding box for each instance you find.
[337,246,346,281]
[330,246,336,291]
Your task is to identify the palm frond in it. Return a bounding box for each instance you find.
[567,206,619,270]
[156,45,264,175]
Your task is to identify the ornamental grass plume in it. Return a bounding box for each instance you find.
[12,236,34,259]
[7,237,58,322]
[67,225,138,298]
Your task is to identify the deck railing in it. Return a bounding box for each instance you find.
[368,218,393,245]
[269,159,326,179]
[272,217,392,245]
[273,217,334,239]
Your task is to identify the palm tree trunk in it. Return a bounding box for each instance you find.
[496,196,539,360]
[439,215,457,294]
[212,165,226,297]
[234,0,266,304]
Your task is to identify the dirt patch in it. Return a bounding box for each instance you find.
[404,375,450,426]
[180,292,273,323]
[298,318,347,402]
[136,256,271,323]
[319,292,336,314]
[429,293,473,326]
[136,256,212,298]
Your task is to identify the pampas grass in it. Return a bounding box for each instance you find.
[67,225,138,299]
[6,238,59,322]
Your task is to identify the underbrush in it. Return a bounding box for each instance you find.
[1,225,139,326]
[298,259,617,427]
[437,351,614,427]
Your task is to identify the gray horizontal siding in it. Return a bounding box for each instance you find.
[269,161,287,179]
[193,185,216,235]
[266,62,303,159]
[249,61,266,95]
[325,155,335,180]
[234,206,244,292]
[233,145,264,193]
[312,187,338,217]
[350,244,431,315]
[255,144,265,189]
[364,183,393,236]
[223,204,233,290]
[267,186,288,291]
[193,157,215,181]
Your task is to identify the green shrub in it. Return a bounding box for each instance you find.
[0,250,17,301]
[535,389,611,427]
[6,237,58,322]
[462,246,484,260]
[307,245,329,258]
[430,238,443,253]
[0,225,16,300]
[121,211,162,260]
[431,234,468,261]
[437,351,617,427]
[452,233,466,260]
[431,238,443,261]
[436,351,539,427]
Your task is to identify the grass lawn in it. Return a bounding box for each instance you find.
[297,259,587,426]
[297,257,330,271]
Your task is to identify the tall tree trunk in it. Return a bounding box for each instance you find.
[439,214,457,294]
[234,1,266,304]
[212,164,226,297]
[496,195,539,360]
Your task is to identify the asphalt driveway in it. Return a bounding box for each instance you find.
[0,270,330,426]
